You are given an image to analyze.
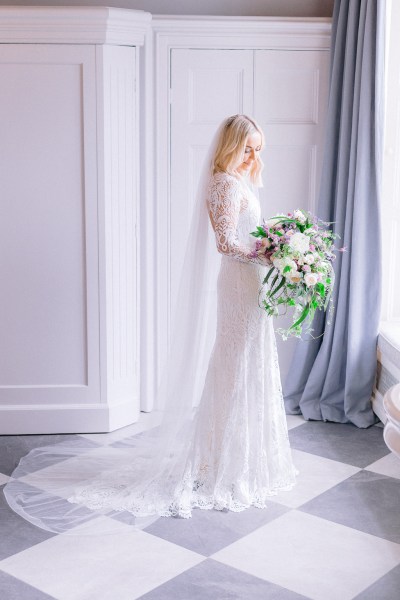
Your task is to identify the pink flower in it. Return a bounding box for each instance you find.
[302,264,311,272]
[309,244,315,251]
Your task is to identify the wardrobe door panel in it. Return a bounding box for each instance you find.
[254,49,329,216]
[168,49,253,328]
[254,49,329,378]
[0,44,100,407]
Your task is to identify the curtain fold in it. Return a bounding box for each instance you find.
[283,0,383,427]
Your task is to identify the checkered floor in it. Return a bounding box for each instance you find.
[1,414,400,600]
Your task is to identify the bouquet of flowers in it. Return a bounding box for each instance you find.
[251,209,341,340]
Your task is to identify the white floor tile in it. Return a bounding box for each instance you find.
[365,451,400,480]
[0,517,205,600]
[269,449,360,508]
[212,510,400,600]
[78,411,163,445]
[286,415,307,430]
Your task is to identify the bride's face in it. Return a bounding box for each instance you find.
[237,131,262,175]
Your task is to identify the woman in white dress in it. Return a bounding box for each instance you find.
[4,115,296,532]
[177,115,297,513]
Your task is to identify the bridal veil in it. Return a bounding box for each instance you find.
[3,121,227,534]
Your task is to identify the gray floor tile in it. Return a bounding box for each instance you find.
[138,558,309,600]
[300,470,400,543]
[143,503,289,556]
[0,484,56,561]
[354,563,400,599]
[0,434,98,477]
[0,570,56,600]
[289,421,389,467]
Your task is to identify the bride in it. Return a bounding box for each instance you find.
[4,115,297,533]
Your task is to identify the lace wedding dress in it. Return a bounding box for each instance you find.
[181,172,297,511]
[4,171,296,532]
[68,172,296,514]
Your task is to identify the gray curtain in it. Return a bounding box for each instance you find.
[284,0,383,428]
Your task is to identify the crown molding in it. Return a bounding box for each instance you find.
[152,15,332,33]
[152,15,331,50]
[0,6,152,45]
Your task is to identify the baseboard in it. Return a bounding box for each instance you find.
[0,400,139,435]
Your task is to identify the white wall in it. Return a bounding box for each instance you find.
[0,0,334,17]
[381,0,400,323]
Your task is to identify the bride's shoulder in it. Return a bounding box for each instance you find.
[208,171,241,191]
[211,170,238,182]
[207,172,243,210]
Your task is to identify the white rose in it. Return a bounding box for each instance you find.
[272,257,284,272]
[282,259,298,277]
[289,232,310,254]
[293,209,307,224]
[304,273,318,287]
[304,253,315,265]
[289,272,303,284]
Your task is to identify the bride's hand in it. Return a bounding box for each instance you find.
[256,252,273,266]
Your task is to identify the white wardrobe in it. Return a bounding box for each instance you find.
[0,8,151,433]
[0,9,331,433]
[154,18,331,401]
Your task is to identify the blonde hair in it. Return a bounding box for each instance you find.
[212,114,265,187]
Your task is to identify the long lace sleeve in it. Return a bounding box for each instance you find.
[207,174,269,265]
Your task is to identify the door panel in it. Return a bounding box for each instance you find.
[254,49,330,378]
[0,44,100,405]
[170,49,254,314]
[254,50,329,216]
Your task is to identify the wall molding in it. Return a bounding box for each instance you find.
[0,7,152,46]
[153,16,332,49]
[0,400,138,435]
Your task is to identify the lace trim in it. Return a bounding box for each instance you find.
[207,172,269,265]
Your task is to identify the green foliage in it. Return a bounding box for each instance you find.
[250,226,267,238]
